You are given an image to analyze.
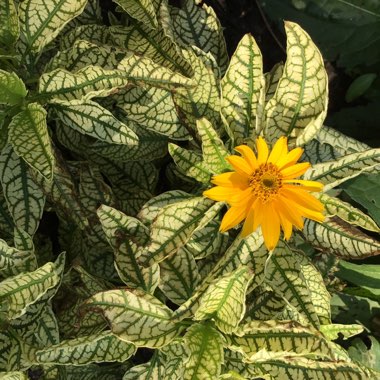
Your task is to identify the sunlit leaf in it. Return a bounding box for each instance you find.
[0,71,27,105]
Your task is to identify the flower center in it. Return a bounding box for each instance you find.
[249,163,282,203]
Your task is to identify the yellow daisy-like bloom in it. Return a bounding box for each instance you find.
[203,136,325,250]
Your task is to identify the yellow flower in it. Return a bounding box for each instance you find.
[203,136,325,250]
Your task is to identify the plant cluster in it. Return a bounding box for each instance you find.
[0,0,379,379]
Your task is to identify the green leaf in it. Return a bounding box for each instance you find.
[19,0,88,53]
[82,289,182,348]
[53,99,139,145]
[195,266,252,333]
[346,73,377,102]
[159,246,201,305]
[113,0,158,29]
[264,21,328,146]
[183,323,224,380]
[0,71,27,105]
[305,148,380,191]
[348,336,380,372]
[0,372,28,380]
[304,217,380,259]
[221,34,263,145]
[338,261,380,297]
[0,1,19,47]
[319,324,364,341]
[123,352,165,379]
[138,197,214,267]
[173,0,229,74]
[319,193,380,233]
[0,145,46,237]
[8,103,54,181]
[160,340,188,379]
[0,253,65,321]
[36,331,136,365]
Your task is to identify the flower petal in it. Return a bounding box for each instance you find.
[280,162,311,179]
[241,199,258,238]
[220,205,247,232]
[281,187,324,212]
[235,145,258,170]
[261,204,280,250]
[203,186,240,202]
[274,196,304,230]
[283,179,324,192]
[226,155,253,176]
[278,211,293,240]
[256,137,269,164]
[284,196,325,223]
[268,136,288,164]
[211,171,249,188]
[276,147,304,170]
[229,187,253,207]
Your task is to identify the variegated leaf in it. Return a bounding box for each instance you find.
[304,148,380,191]
[8,103,54,181]
[122,354,165,379]
[97,205,159,293]
[183,323,224,380]
[0,71,27,105]
[116,86,188,140]
[36,331,136,365]
[111,23,193,76]
[0,145,45,237]
[195,266,252,333]
[113,0,158,29]
[138,197,214,267]
[304,217,380,259]
[265,241,320,328]
[319,193,380,233]
[302,138,341,165]
[159,246,201,305]
[173,0,228,73]
[19,0,88,53]
[265,63,283,104]
[226,320,337,361]
[83,289,182,348]
[53,99,139,145]
[253,357,373,379]
[0,372,28,380]
[320,324,364,341]
[264,22,328,146]
[0,253,65,321]
[159,340,188,379]
[0,0,19,47]
[221,34,263,145]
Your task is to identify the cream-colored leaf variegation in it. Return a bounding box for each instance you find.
[0,70,27,105]
[83,289,182,348]
[8,103,54,181]
[113,0,158,29]
[52,99,139,145]
[0,145,46,237]
[0,253,65,320]
[319,324,364,341]
[173,0,229,73]
[304,148,380,191]
[264,22,328,146]
[35,331,136,365]
[138,197,214,267]
[19,0,88,53]
[183,323,224,380]
[195,266,252,333]
[159,340,188,379]
[319,193,380,233]
[221,34,263,145]
[0,1,19,47]
[0,372,28,380]
[304,218,380,259]
[97,205,159,293]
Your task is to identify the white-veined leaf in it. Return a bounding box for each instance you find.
[19,0,88,53]
[173,0,228,73]
[159,246,201,305]
[97,205,159,293]
[122,353,165,379]
[0,71,27,105]
[138,197,214,267]
[36,331,136,365]
[195,266,252,333]
[183,323,224,380]
[221,34,263,145]
[8,103,54,181]
[0,253,65,321]
[82,289,182,348]
[159,340,188,379]
[0,372,28,380]
[0,145,46,237]
[304,217,380,259]
[319,193,380,233]
[302,138,341,165]
[0,0,19,47]
[264,22,328,146]
[320,324,364,341]
[305,148,380,191]
[113,0,158,29]
[53,99,139,145]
